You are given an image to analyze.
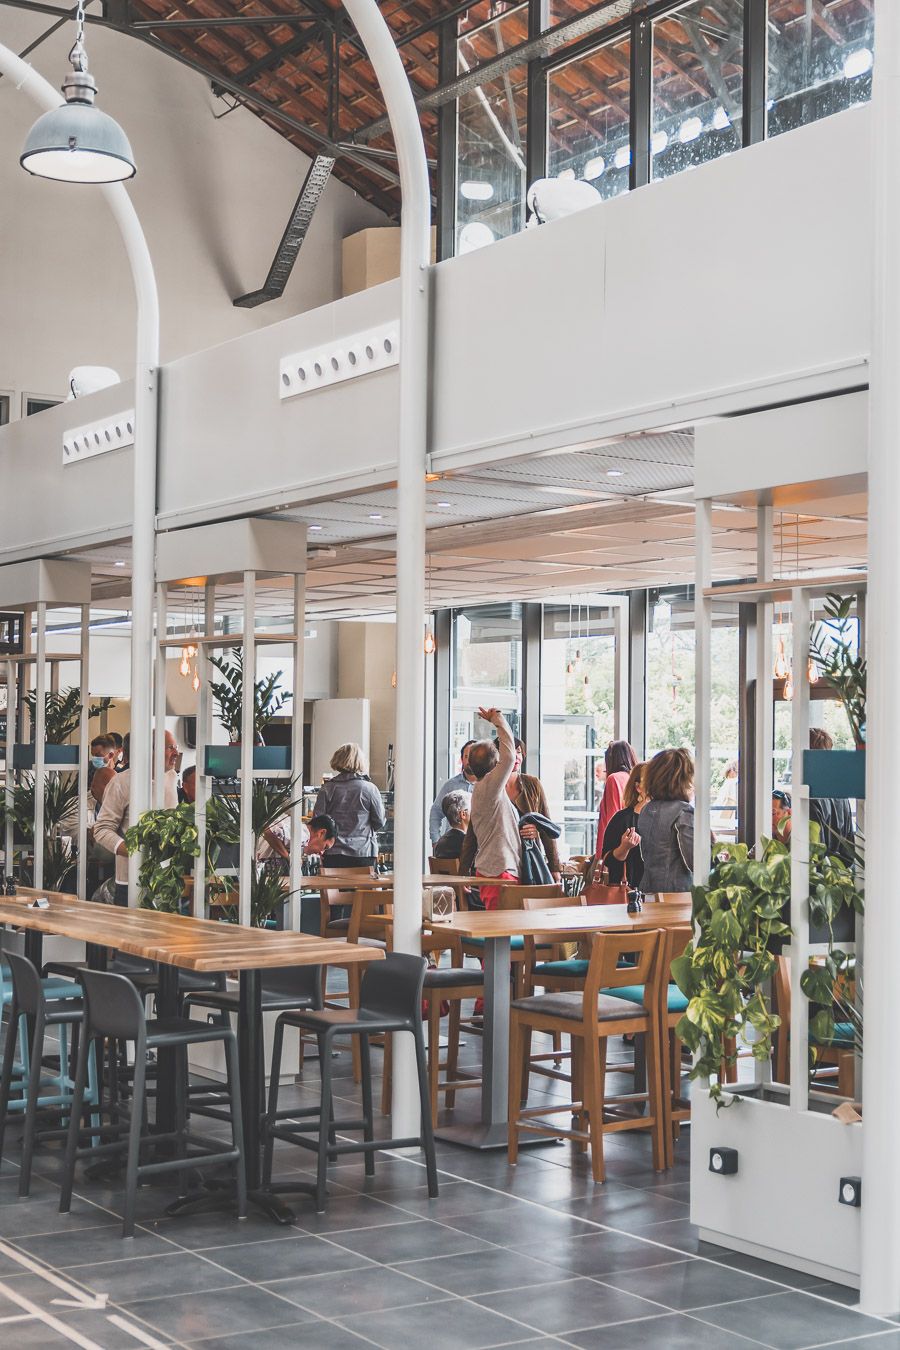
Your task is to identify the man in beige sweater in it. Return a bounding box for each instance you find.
[467,706,520,910]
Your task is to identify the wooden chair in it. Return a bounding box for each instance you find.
[428,857,460,875]
[460,883,564,998]
[509,928,667,1182]
[772,955,856,1097]
[658,925,693,1168]
[318,864,375,939]
[517,891,587,1089]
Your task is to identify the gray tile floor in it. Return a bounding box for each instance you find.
[0,1012,891,1349]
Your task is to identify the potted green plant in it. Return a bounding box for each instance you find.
[1,772,81,890]
[801,838,864,1070]
[207,649,292,775]
[15,687,114,768]
[124,803,202,912]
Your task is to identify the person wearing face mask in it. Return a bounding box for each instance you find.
[88,734,119,810]
[94,730,181,905]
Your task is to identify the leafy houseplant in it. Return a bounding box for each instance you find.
[211,776,303,928]
[672,840,791,1109]
[209,649,291,744]
[809,594,867,747]
[124,803,202,912]
[0,772,81,890]
[801,839,864,1064]
[22,686,114,744]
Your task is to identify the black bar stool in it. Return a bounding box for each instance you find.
[262,952,438,1211]
[182,964,323,1121]
[0,951,96,1197]
[59,968,247,1237]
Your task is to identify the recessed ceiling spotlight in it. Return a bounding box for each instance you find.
[460,180,494,201]
[606,469,625,478]
[368,513,383,521]
[436,500,451,508]
[114,559,126,566]
[309,525,323,532]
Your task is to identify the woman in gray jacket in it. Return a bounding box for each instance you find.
[314,743,386,869]
[636,748,695,894]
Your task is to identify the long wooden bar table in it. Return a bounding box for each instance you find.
[0,888,382,1221]
[429,901,693,1150]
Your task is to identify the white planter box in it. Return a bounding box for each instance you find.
[691,1087,862,1288]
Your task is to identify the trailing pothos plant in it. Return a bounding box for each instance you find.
[22,686,114,743]
[809,593,866,747]
[209,649,291,744]
[801,835,864,1066]
[672,839,791,1110]
[673,830,865,1107]
[124,798,233,913]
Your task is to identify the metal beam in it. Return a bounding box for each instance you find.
[743,0,767,146]
[233,154,335,307]
[435,12,457,261]
[526,0,549,192]
[236,21,323,86]
[129,13,320,28]
[630,9,651,190]
[350,0,634,142]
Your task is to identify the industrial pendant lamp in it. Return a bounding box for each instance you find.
[21,0,136,184]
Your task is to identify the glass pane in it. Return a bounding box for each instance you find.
[646,594,740,839]
[651,0,744,182]
[450,604,523,754]
[457,6,528,253]
[541,602,619,859]
[548,36,632,200]
[767,0,874,139]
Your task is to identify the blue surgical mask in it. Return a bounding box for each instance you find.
[90,755,107,769]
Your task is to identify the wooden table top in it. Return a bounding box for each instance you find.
[429,901,693,940]
[300,873,514,891]
[0,889,383,973]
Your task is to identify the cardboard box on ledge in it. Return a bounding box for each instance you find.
[342,226,437,297]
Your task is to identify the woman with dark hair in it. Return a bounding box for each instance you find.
[636,748,695,894]
[601,761,647,887]
[594,740,638,860]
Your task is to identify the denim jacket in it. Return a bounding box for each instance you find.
[635,799,694,893]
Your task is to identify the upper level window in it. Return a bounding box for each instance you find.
[24,396,60,417]
[767,0,874,139]
[651,0,744,182]
[548,35,632,200]
[456,4,528,253]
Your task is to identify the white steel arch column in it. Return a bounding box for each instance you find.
[0,42,160,903]
[341,0,431,1136]
[860,6,900,1317]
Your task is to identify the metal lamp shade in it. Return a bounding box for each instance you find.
[21,102,136,183]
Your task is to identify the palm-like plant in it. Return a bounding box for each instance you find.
[809,594,866,746]
[21,686,114,744]
[209,649,291,743]
[211,775,304,844]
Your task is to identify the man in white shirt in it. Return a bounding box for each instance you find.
[94,730,180,905]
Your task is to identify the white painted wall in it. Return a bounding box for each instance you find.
[0,8,386,414]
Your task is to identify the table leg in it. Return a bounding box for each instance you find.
[155,962,179,1133]
[238,968,262,1190]
[24,930,43,969]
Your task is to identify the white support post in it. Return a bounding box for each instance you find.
[788,588,810,1113]
[756,506,775,849]
[613,599,629,745]
[76,602,90,900]
[342,0,430,1138]
[193,583,215,919]
[154,584,168,808]
[4,657,15,880]
[694,500,712,886]
[861,2,900,1313]
[289,574,306,932]
[33,603,46,892]
[239,572,256,930]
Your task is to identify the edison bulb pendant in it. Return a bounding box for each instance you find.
[180,651,191,677]
[783,667,794,701]
[807,657,819,685]
[423,631,436,656]
[192,666,201,693]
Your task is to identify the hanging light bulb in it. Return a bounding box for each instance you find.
[773,636,789,680]
[179,651,191,678]
[391,670,397,689]
[192,665,201,693]
[583,673,590,689]
[807,657,819,685]
[423,630,436,656]
[574,648,583,671]
[783,667,794,701]
[566,660,574,677]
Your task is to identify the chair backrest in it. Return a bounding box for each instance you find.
[521,891,583,913]
[583,929,664,1013]
[428,857,460,876]
[497,883,564,910]
[348,889,394,946]
[650,892,692,904]
[4,950,45,1017]
[319,865,375,935]
[360,951,426,1022]
[662,924,693,1011]
[0,929,25,1002]
[262,963,323,1005]
[80,968,148,1042]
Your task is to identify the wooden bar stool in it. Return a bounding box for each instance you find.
[508,928,667,1183]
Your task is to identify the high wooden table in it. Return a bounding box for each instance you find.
[429,902,693,1150]
[0,888,381,1221]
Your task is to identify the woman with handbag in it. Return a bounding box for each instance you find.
[635,748,695,894]
[594,740,638,859]
[600,761,647,888]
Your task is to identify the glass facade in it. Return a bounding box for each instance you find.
[767,0,875,139]
[547,36,632,200]
[456,6,528,253]
[541,603,620,858]
[450,603,523,753]
[651,0,744,182]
